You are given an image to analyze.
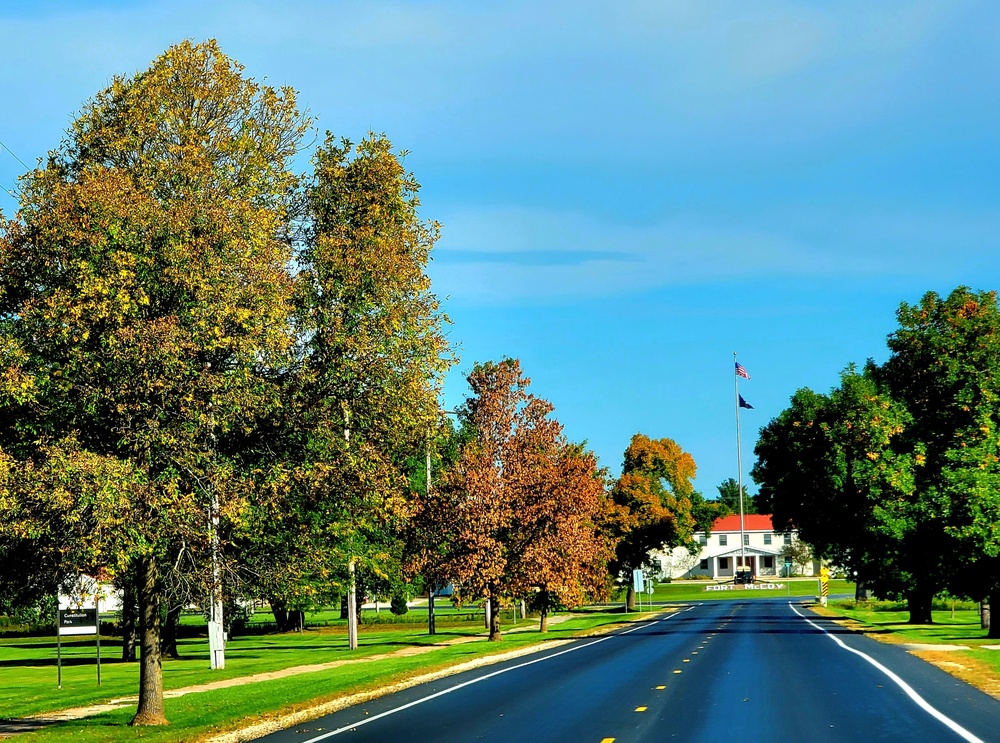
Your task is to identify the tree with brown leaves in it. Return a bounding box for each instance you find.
[411,359,614,639]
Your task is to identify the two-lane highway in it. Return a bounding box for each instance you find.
[256,600,1000,743]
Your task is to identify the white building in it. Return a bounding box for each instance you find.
[651,514,818,580]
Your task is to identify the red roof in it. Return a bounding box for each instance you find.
[710,514,775,533]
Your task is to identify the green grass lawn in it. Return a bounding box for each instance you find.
[0,608,644,742]
[1,616,501,719]
[0,584,869,741]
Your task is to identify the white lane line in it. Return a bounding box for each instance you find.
[296,606,696,743]
[788,602,984,743]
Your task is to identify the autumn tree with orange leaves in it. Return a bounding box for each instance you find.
[610,434,717,610]
[410,359,614,640]
[518,440,616,632]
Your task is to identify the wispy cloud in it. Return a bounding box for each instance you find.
[431,203,1000,305]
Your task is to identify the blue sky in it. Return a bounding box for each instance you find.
[2,1,999,496]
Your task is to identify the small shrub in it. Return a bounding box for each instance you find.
[390,595,409,616]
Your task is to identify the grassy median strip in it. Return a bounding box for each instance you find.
[1,609,655,742]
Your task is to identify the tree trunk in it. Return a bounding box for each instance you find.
[626,585,636,612]
[854,581,869,602]
[488,597,502,642]
[340,594,349,620]
[130,556,167,726]
[120,590,137,663]
[984,599,997,639]
[290,609,305,631]
[269,598,289,631]
[539,604,548,633]
[906,588,934,624]
[161,603,182,660]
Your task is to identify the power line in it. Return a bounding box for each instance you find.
[0,135,29,204]
[0,136,31,171]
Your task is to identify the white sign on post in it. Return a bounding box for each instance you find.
[632,569,644,593]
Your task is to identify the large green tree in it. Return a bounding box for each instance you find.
[755,287,1000,629]
[878,288,1000,635]
[232,132,452,632]
[0,40,308,724]
[753,369,926,617]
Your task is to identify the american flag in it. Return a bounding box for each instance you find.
[735,361,750,379]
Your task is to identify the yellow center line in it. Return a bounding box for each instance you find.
[600,739,616,743]
[683,658,690,662]
[673,669,682,674]
[635,706,648,712]
[656,685,666,690]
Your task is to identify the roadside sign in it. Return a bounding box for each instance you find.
[632,569,644,593]
[58,608,97,636]
[56,606,101,688]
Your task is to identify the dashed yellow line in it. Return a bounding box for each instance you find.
[635,706,648,712]
[656,685,666,690]
[673,669,682,674]
[600,738,616,743]
[683,658,690,663]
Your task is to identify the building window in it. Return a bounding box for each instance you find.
[719,557,730,570]
[784,533,792,545]
[700,559,709,570]
[699,534,708,545]
[719,534,728,546]
[762,556,774,569]
[743,534,750,546]
[764,534,772,545]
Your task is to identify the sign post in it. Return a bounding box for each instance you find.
[819,565,830,606]
[57,607,100,688]
[632,569,644,612]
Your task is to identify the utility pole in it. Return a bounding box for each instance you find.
[208,483,225,669]
[426,427,436,635]
[345,404,358,651]
[347,560,358,650]
[206,379,225,670]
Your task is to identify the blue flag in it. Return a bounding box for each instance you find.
[739,394,754,410]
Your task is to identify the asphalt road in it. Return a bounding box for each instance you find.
[256,600,1000,743]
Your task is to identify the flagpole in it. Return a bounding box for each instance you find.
[734,352,746,576]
